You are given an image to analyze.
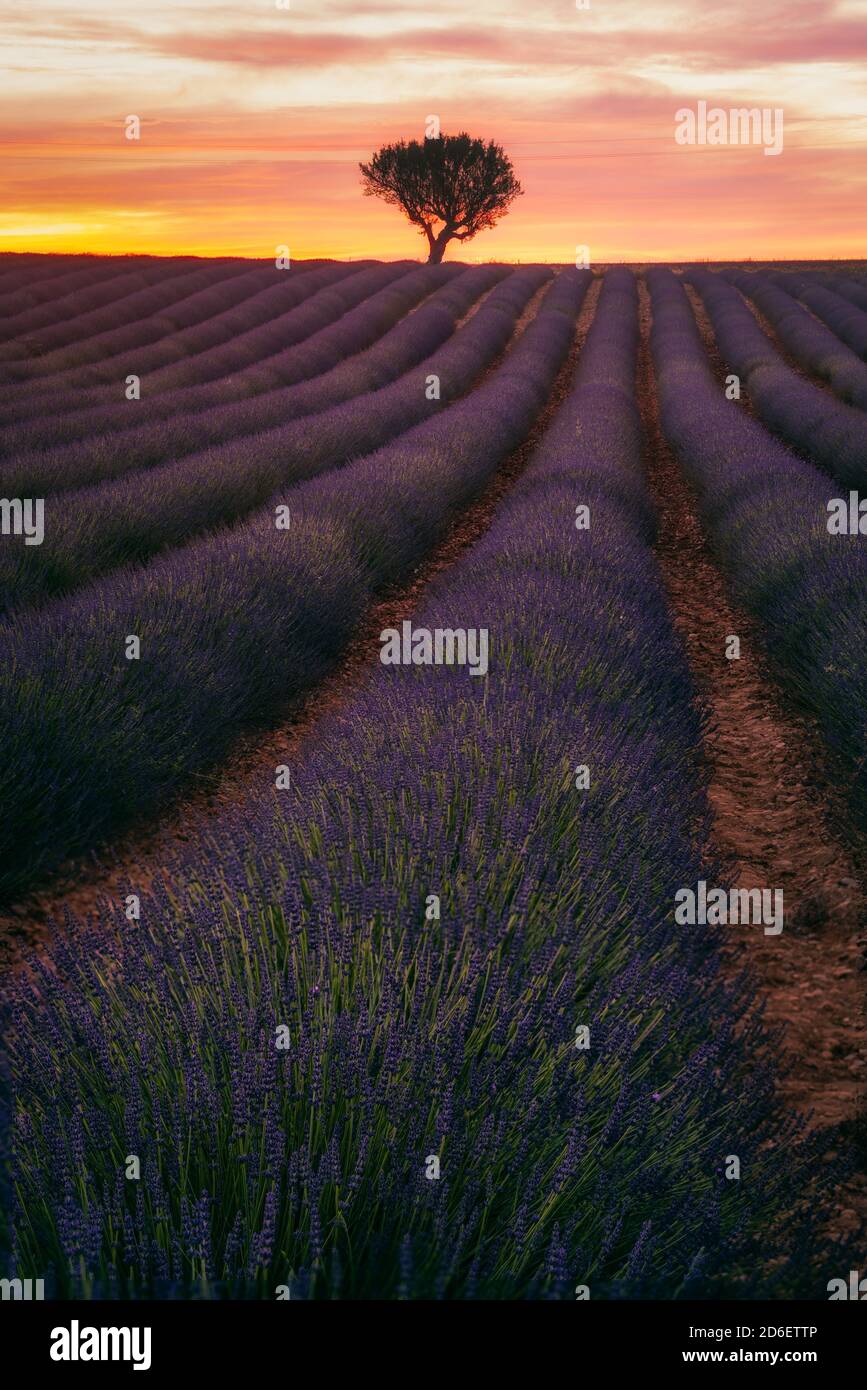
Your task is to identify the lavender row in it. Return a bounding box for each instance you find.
[813,270,867,313]
[0,256,201,319]
[0,262,477,489]
[687,268,867,488]
[3,268,833,1298]
[0,257,208,345]
[0,261,287,373]
[649,267,867,828]
[0,254,124,285]
[0,262,370,416]
[767,271,867,360]
[0,256,124,299]
[726,269,867,410]
[0,271,584,900]
[0,268,547,613]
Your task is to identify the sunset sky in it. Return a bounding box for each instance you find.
[2,0,865,261]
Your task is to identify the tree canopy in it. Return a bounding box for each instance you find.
[359,132,523,262]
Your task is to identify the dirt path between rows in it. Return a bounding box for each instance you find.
[637,276,866,1238]
[0,273,603,959]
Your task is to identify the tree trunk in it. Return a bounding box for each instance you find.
[427,228,452,263]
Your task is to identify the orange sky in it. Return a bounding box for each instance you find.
[1,0,865,261]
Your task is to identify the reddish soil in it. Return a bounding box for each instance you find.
[637,276,866,1236]
[0,273,603,956]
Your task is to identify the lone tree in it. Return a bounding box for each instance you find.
[359,132,523,263]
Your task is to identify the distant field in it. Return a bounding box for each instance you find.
[1,253,865,1299]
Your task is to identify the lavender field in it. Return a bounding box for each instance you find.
[1,252,865,1303]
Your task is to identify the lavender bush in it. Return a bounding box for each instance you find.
[768,271,867,359]
[687,267,867,487]
[2,269,840,1299]
[0,261,377,398]
[0,258,197,328]
[0,262,485,491]
[0,262,285,373]
[726,269,867,409]
[814,270,867,313]
[0,270,583,898]
[0,256,126,303]
[0,261,365,415]
[649,267,867,831]
[0,268,551,613]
